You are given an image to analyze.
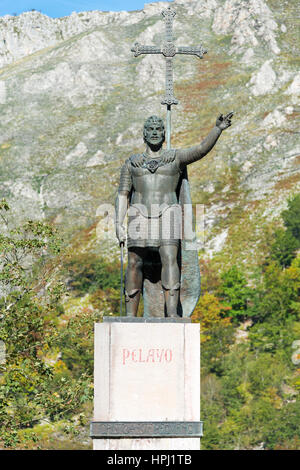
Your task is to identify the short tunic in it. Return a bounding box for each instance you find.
[118,151,182,249]
[127,204,182,249]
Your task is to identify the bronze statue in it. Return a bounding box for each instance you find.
[115,112,233,318]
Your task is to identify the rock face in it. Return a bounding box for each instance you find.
[0,10,135,69]
[249,60,276,96]
[286,72,300,96]
[212,0,280,54]
[0,0,299,265]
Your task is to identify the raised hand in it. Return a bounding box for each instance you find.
[216,112,234,130]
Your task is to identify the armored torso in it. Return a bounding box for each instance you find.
[126,149,181,217]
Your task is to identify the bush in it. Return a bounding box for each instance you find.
[64,254,120,294]
[218,266,251,321]
[282,194,300,240]
[270,228,300,267]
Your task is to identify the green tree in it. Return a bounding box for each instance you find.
[64,254,120,294]
[0,200,92,448]
[270,228,299,267]
[282,193,300,240]
[218,266,251,321]
[264,400,300,450]
[269,194,300,267]
[250,259,300,324]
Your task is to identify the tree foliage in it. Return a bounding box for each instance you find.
[200,195,300,450]
[0,201,92,448]
[270,194,300,267]
[1,194,300,449]
[282,194,300,240]
[218,265,251,321]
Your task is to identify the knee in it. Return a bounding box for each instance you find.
[160,251,177,267]
[128,256,143,271]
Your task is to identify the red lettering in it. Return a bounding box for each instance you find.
[156,349,164,362]
[138,348,145,362]
[165,349,172,362]
[122,348,173,364]
[132,349,137,362]
[146,349,155,362]
[122,349,130,365]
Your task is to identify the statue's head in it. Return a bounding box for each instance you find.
[143,115,165,147]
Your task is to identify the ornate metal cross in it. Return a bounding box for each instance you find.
[131,6,207,148]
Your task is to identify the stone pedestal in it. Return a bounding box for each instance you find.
[91,318,201,450]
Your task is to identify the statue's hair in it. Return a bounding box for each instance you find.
[143,115,165,143]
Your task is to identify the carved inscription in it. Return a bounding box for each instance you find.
[90,421,203,437]
[122,348,173,365]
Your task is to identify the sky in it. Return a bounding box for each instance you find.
[0,0,172,17]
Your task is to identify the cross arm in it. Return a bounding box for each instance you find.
[131,42,162,57]
[177,45,207,59]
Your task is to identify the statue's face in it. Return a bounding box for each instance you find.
[144,122,164,146]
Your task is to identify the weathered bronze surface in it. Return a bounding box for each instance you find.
[115,6,234,318]
[115,113,233,318]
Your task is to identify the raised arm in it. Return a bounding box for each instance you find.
[177,112,233,168]
[115,160,132,245]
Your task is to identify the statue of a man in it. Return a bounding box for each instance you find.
[115,112,233,317]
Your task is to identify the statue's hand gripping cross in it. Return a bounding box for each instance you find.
[131,7,207,107]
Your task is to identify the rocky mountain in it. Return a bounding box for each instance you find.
[0,0,299,269]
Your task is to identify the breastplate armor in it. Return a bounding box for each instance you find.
[129,150,181,217]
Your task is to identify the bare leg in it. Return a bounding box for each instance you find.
[159,245,180,317]
[125,248,144,317]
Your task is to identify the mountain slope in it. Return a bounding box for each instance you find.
[0,0,299,269]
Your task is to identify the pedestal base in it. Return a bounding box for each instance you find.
[93,438,200,450]
[92,318,201,450]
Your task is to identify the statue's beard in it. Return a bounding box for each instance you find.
[145,138,164,151]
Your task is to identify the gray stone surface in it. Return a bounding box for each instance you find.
[90,421,203,437]
[103,316,191,322]
[93,322,200,450]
